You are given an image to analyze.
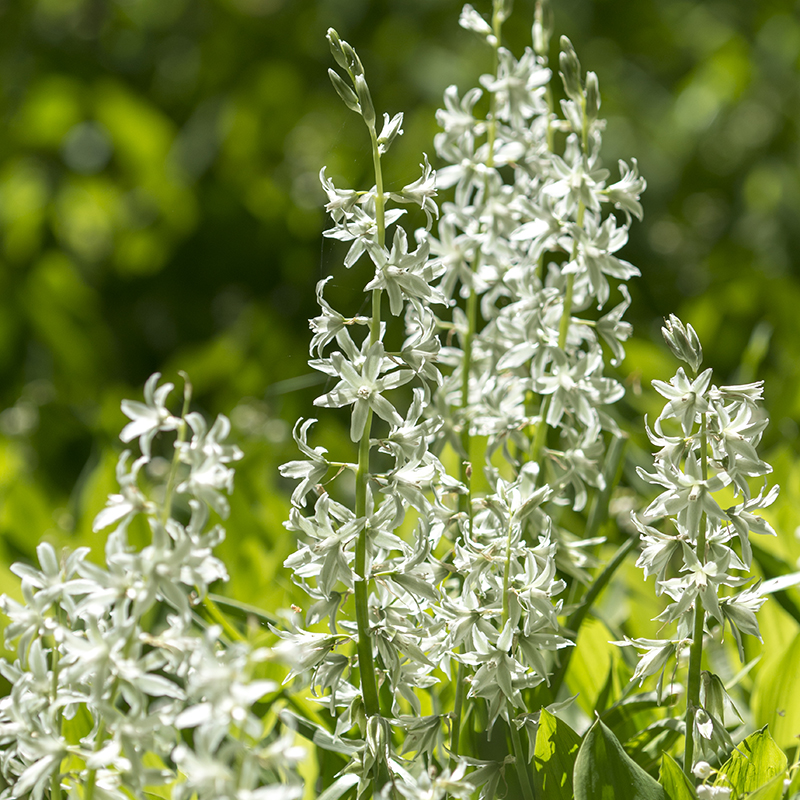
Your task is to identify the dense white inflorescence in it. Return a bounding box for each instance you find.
[0,375,303,800]
[278,3,646,796]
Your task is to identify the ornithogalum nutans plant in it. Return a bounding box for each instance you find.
[0,2,794,800]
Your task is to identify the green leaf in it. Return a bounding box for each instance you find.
[715,727,787,795]
[658,753,698,800]
[566,618,618,715]
[532,709,582,800]
[574,719,666,800]
[746,774,787,800]
[753,631,800,749]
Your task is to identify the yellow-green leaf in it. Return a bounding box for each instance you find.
[533,708,582,800]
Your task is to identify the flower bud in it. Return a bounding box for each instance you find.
[662,314,703,373]
[328,69,360,114]
[342,41,364,77]
[559,36,583,103]
[533,0,553,58]
[495,0,513,24]
[354,74,376,128]
[326,29,349,71]
[585,71,600,121]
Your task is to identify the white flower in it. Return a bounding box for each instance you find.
[697,783,731,799]
[692,761,714,780]
[120,372,181,459]
[313,342,412,441]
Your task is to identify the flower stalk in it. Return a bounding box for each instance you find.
[623,316,778,773]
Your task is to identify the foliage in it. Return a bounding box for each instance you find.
[3,0,800,799]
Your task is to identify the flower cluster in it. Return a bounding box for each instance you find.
[278,27,472,798]
[0,375,303,800]
[430,2,645,584]
[621,316,778,766]
[277,5,647,797]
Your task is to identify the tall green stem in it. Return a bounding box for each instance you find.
[530,202,582,471]
[50,608,64,800]
[84,719,107,800]
[502,521,513,627]
[450,464,474,761]
[459,276,479,485]
[161,378,192,526]
[510,713,536,800]
[684,414,708,775]
[531,91,588,473]
[353,124,385,722]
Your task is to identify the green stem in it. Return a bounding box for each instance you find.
[161,378,193,526]
[202,595,246,642]
[354,404,380,719]
[502,522,513,627]
[84,719,108,800]
[459,277,479,483]
[531,191,584,475]
[485,1,503,167]
[369,128,385,250]
[450,660,468,761]
[450,466,474,763]
[684,415,709,775]
[50,608,63,800]
[353,121,385,724]
[509,709,536,800]
[545,83,555,152]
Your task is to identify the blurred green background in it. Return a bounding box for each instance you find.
[2,0,800,641]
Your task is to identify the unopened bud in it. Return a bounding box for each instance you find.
[533,0,553,58]
[495,0,513,24]
[662,314,703,373]
[585,71,600,121]
[341,41,363,77]
[354,74,375,128]
[326,29,349,71]
[559,36,583,103]
[328,69,360,114]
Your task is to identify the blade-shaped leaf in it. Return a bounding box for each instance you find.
[715,726,787,795]
[746,774,788,800]
[658,753,698,800]
[574,719,666,800]
[533,708,582,800]
[566,617,618,716]
[753,631,800,749]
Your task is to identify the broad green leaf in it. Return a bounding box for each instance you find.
[715,727,787,795]
[659,753,698,800]
[574,719,666,800]
[753,631,800,749]
[532,708,582,800]
[746,774,787,800]
[567,617,617,715]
